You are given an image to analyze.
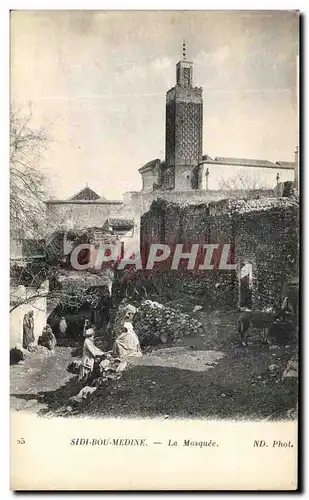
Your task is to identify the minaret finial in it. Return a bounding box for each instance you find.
[182,40,186,60]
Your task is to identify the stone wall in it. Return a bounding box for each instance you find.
[125,188,275,221]
[10,239,23,260]
[46,200,123,232]
[140,169,155,192]
[173,165,195,191]
[121,189,277,253]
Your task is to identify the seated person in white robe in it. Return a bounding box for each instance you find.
[113,322,142,359]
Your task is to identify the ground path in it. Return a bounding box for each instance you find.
[10,346,76,414]
[10,311,297,420]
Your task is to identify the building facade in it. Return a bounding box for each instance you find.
[45,186,137,251]
[196,156,295,191]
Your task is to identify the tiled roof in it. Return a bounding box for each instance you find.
[199,156,295,170]
[68,186,102,201]
[275,161,295,169]
[109,218,134,230]
[66,227,119,245]
[138,158,161,173]
[113,203,135,219]
[46,199,122,205]
[58,269,114,288]
[201,154,214,161]
[214,157,276,168]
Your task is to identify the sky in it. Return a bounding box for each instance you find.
[10,10,299,200]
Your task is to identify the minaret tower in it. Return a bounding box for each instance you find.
[165,42,203,190]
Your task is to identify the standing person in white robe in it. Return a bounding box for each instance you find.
[78,328,104,383]
[113,322,142,359]
[58,316,67,341]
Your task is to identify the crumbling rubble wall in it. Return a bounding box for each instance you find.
[128,188,275,217]
[140,197,299,309]
[140,199,237,307]
[235,205,299,309]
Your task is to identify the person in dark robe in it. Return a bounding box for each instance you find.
[23,311,35,350]
[10,346,25,365]
[38,325,57,351]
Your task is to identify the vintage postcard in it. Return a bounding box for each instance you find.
[10,10,299,490]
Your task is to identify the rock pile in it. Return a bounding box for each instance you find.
[105,300,138,347]
[133,300,205,346]
[218,196,299,215]
[67,354,129,406]
[282,357,298,380]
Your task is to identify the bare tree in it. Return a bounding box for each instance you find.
[10,108,116,323]
[10,231,116,318]
[10,106,49,238]
[218,171,264,191]
[9,108,62,315]
[9,267,113,314]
